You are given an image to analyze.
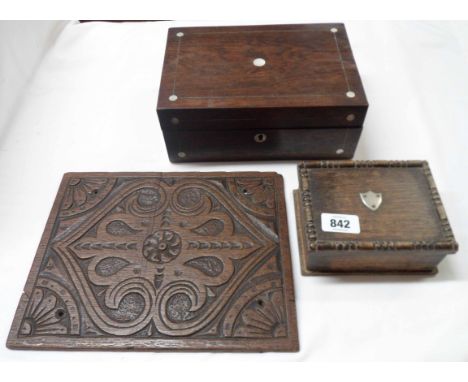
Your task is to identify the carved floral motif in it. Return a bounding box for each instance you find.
[237,178,275,209]
[227,177,276,218]
[143,230,182,264]
[20,288,67,336]
[233,289,286,338]
[19,278,79,336]
[60,177,115,217]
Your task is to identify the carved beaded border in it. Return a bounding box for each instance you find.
[298,160,458,252]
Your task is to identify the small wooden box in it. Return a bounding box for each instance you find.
[294,161,458,275]
[157,23,368,162]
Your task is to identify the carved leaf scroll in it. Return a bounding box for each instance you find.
[191,219,224,236]
[184,256,224,277]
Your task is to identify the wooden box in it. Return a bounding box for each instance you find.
[294,161,458,275]
[157,23,368,162]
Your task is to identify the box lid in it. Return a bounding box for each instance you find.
[297,160,458,252]
[157,23,367,113]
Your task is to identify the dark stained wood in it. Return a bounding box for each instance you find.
[7,172,298,352]
[294,161,458,275]
[162,126,362,162]
[157,23,368,162]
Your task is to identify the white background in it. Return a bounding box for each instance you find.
[0,20,467,364]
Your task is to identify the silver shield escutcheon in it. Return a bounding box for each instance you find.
[360,191,382,211]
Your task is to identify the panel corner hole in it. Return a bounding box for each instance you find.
[330,27,338,33]
[171,117,179,125]
[55,308,66,319]
[253,58,266,67]
[346,114,356,122]
[346,91,356,98]
[169,95,178,102]
[336,148,344,155]
[254,133,267,143]
[177,151,186,158]
[176,32,184,37]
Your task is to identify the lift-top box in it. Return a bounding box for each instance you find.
[157,23,368,162]
[294,160,458,275]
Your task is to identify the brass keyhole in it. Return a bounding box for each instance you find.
[254,133,267,143]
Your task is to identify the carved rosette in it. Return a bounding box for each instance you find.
[143,230,182,263]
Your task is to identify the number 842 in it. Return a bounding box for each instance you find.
[330,219,350,229]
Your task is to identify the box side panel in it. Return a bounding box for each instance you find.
[307,251,447,274]
[157,106,367,130]
[293,189,312,276]
[161,126,362,162]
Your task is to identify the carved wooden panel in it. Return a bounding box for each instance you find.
[7,172,298,351]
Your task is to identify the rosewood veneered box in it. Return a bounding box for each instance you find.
[157,23,368,162]
[294,161,458,275]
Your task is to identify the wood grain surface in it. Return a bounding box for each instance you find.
[295,160,458,275]
[7,172,298,352]
[156,23,367,162]
[158,23,367,109]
